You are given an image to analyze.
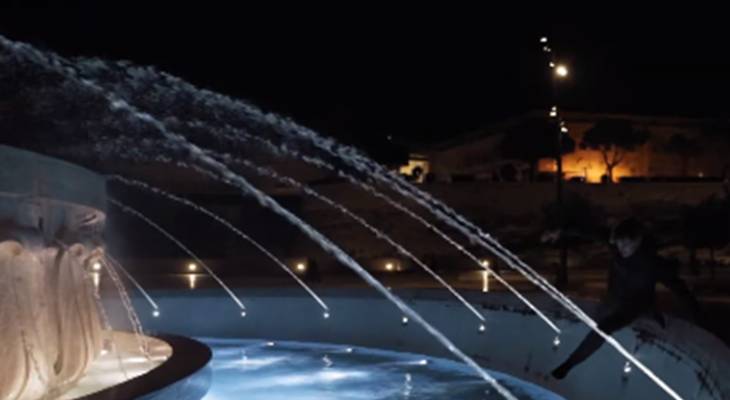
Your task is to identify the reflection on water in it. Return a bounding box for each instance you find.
[201,338,564,400]
[187,273,198,290]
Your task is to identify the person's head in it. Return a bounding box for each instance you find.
[610,218,644,258]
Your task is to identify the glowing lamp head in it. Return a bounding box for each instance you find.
[296,263,307,272]
[401,316,409,325]
[555,64,569,78]
[385,262,394,271]
[92,262,102,271]
[187,263,197,272]
[152,310,160,318]
[480,259,490,268]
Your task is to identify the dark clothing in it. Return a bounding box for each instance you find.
[552,306,643,379]
[606,242,699,314]
[552,242,699,379]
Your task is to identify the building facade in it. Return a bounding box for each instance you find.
[415,111,730,183]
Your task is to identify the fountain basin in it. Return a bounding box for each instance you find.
[105,288,730,400]
[69,333,211,400]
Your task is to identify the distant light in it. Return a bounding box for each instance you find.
[266,342,275,347]
[550,110,557,118]
[540,37,548,43]
[482,270,490,293]
[386,262,395,271]
[555,64,569,78]
[345,348,353,353]
[561,126,569,133]
[296,262,307,272]
[100,349,109,356]
[417,359,428,366]
[92,262,102,271]
[480,259,490,268]
[323,311,330,319]
[479,324,486,333]
[623,361,632,375]
[241,310,247,318]
[698,171,704,178]
[152,310,160,318]
[549,61,556,68]
[402,316,409,325]
[188,263,197,272]
[542,45,552,53]
[552,336,561,348]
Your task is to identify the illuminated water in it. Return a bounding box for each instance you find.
[201,338,563,400]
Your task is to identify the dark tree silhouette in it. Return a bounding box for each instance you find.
[683,193,730,277]
[664,134,703,176]
[581,119,649,183]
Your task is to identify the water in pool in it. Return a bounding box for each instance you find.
[201,338,563,400]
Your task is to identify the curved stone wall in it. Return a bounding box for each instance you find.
[112,288,730,400]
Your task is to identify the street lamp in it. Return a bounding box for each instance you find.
[555,64,569,78]
[541,37,571,289]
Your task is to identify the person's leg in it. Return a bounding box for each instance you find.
[551,308,638,379]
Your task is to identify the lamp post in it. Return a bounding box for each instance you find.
[542,37,570,289]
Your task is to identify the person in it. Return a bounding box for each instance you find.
[551,217,700,380]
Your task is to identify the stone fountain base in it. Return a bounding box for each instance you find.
[62,331,171,399]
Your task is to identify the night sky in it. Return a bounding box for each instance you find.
[2,7,729,149]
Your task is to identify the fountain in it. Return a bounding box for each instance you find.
[0,145,178,400]
[1,34,730,400]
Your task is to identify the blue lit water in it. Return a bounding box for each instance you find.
[200,338,563,400]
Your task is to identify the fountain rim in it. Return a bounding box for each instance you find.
[78,334,211,400]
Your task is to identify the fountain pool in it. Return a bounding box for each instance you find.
[200,338,563,400]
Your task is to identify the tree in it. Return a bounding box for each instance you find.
[498,117,575,181]
[683,193,730,277]
[664,134,702,176]
[700,120,730,179]
[581,119,649,183]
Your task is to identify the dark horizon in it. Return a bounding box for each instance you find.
[2,8,730,150]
